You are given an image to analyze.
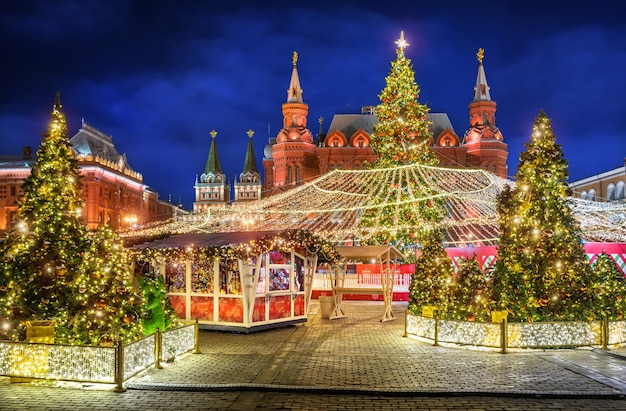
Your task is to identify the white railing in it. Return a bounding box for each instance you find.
[312,272,412,292]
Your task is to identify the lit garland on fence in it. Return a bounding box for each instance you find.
[160,323,195,362]
[405,314,618,349]
[0,324,194,383]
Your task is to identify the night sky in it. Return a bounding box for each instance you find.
[1,0,625,209]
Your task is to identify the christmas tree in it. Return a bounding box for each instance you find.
[59,226,144,345]
[490,110,591,322]
[588,252,626,320]
[448,256,490,322]
[408,228,454,315]
[0,93,145,344]
[137,271,178,336]
[0,93,89,340]
[359,31,443,252]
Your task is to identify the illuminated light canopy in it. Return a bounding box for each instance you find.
[121,163,626,246]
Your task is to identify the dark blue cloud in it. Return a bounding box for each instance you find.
[1,0,625,208]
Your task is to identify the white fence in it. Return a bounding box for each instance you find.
[312,271,412,292]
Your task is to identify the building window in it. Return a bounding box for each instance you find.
[296,166,301,183]
[589,188,596,201]
[10,186,16,197]
[617,181,625,201]
[608,183,616,201]
[580,191,588,200]
[287,166,293,184]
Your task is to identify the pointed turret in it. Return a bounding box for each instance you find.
[317,116,325,145]
[204,130,223,174]
[243,129,258,173]
[193,130,230,210]
[287,51,303,103]
[234,129,262,203]
[462,48,508,178]
[473,48,491,101]
[266,51,318,192]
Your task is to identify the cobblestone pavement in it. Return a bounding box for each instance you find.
[2,301,626,410]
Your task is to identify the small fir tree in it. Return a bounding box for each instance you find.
[408,228,454,315]
[490,110,590,322]
[588,252,626,320]
[137,271,178,335]
[448,256,490,322]
[359,31,443,253]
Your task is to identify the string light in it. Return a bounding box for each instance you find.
[120,163,626,246]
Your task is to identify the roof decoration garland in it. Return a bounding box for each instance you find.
[128,229,340,263]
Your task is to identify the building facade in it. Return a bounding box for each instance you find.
[194,47,508,205]
[193,130,231,211]
[0,120,179,233]
[233,130,262,203]
[261,48,508,195]
[570,159,626,202]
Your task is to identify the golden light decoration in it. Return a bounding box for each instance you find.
[119,162,626,246]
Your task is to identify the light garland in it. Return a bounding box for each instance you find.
[405,314,620,349]
[120,162,626,247]
[0,323,195,383]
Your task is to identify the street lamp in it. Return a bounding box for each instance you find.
[124,215,138,229]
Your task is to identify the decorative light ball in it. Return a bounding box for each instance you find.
[99,334,114,347]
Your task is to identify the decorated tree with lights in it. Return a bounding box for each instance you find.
[490,110,591,322]
[0,93,90,340]
[448,256,490,322]
[408,228,454,315]
[58,225,144,345]
[359,31,443,252]
[588,252,626,320]
[0,93,145,344]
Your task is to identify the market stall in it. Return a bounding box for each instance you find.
[129,230,334,332]
[328,245,404,322]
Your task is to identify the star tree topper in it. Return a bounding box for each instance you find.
[395,31,409,51]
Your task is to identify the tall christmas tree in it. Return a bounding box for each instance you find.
[490,110,591,322]
[359,31,443,251]
[0,93,145,344]
[0,93,89,339]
